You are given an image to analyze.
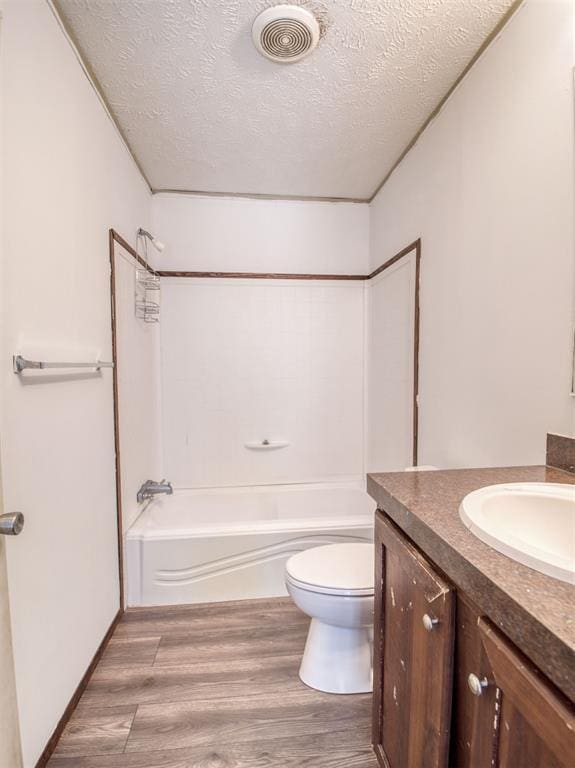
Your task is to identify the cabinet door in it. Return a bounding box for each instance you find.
[373,514,455,768]
[450,596,499,768]
[479,619,575,768]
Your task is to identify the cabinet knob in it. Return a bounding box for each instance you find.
[468,673,489,697]
[422,613,439,632]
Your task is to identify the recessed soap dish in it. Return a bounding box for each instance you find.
[244,440,290,450]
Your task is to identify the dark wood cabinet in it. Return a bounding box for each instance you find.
[450,594,499,768]
[479,617,575,768]
[373,514,455,768]
[374,511,575,768]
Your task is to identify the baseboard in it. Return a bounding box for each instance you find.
[34,608,123,768]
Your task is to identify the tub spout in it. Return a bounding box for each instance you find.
[137,479,173,504]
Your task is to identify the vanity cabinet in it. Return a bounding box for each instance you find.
[373,512,575,768]
[477,618,574,768]
[373,514,455,767]
[450,594,499,768]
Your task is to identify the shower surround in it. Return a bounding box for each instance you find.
[122,235,418,605]
[125,275,374,605]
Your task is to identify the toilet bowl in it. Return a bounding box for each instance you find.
[285,542,374,694]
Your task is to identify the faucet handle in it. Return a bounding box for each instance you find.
[136,479,173,504]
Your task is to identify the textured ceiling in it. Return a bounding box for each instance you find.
[55,0,516,200]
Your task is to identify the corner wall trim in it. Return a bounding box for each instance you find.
[34,608,123,768]
[157,269,366,281]
[108,229,156,615]
[367,239,421,281]
[109,230,125,613]
[412,240,421,466]
[110,229,156,275]
[154,237,421,283]
[368,240,421,466]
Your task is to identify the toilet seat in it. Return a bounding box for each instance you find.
[285,573,373,597]
[286,543,374,597]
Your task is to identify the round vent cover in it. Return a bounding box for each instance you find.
[252,5,320,63]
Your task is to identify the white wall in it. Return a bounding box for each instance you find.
[0,5,22,760]
[161,279,365,488]
[0,2,151,765]
[370,0,575,468]
[151,193,370,274]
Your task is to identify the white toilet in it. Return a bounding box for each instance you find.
[286,542,374,694]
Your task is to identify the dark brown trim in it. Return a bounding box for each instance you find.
[113,230,422,465]
[157,269,365,280]
[108,229,158,610]
[109,230,125,612]
[157,237,421,284]
[110,228,156,275]
[412,240,421,467]
[34,608,122,768]
[367,239,420,281]
[369,239,421,467]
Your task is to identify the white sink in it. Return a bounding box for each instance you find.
[460,483,575,585]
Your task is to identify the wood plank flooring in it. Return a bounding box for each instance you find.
[48,598,378,767]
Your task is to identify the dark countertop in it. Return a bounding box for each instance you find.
[367,465,575,701]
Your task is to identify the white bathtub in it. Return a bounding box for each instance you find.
[126,482,375,606]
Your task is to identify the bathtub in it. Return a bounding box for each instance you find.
[126,482,375,606]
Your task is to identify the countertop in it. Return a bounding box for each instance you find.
[367,465,575,701]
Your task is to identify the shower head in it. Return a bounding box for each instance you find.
[137,228,165,252]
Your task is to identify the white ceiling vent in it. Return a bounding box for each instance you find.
[252,5,320,64]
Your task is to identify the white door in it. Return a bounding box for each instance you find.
[0,6,121,766]
[367,253,417,471]
[0,7,23,766]
[0,459,23,768]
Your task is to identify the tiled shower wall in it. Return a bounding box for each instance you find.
[161,278,366,488]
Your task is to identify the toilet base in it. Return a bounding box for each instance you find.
[298,618,373,694]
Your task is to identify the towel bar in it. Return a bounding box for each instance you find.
[13,355,114,374]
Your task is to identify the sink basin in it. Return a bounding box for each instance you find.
[460,483,575,584]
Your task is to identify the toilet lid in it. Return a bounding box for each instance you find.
[286,543,374,595]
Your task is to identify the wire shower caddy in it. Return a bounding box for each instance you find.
[135,268,160,323]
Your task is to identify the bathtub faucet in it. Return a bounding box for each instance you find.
[137,479,173,504]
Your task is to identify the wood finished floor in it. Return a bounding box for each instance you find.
[48,598,378,767]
